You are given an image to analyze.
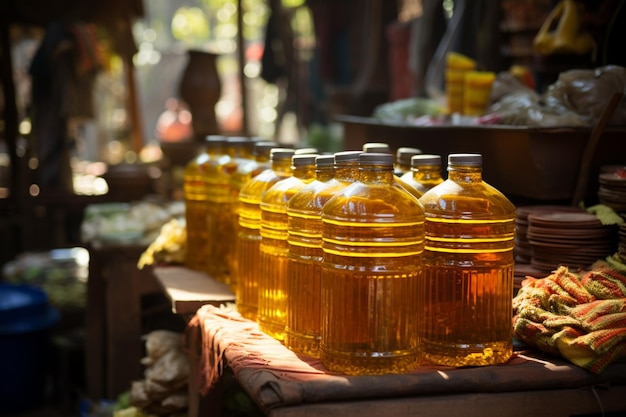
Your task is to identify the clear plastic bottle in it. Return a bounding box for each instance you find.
[229,141,275,291]
[206,137,252,284]
[285,151,361,357]
[394,147,422,176]
[320,153,425,375]
[400,154,444,196]
[258,153,318,340]
[418,153,516,367]
[236,148,295,320]
[183,135,226,272]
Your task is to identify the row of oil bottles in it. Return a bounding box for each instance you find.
[183,136,516,375]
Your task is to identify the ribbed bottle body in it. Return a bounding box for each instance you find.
[206,138,254,287]
[258,156,316,341]
[183,152,210,271]
[418,154,516,367]
[320,154,425,375]
[285,153,359,358]
[228,147,272,291]
[235,149,294,320]
[286,180,342,357]
[205,152,235,283]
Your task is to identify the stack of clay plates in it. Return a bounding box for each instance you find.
[514,205,586,264]
[513,205,588,291]
[598,165,626,214]
[526,211,617,273]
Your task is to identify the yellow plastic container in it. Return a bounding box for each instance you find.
[463,71,496,116]
[445,52,476,115]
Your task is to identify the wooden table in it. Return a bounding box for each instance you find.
[86,257,236,402]
[86,241,162,400]
[144,265,626,417]
[187,304,626,417]
[151,266,236,417]
[152,266,236,317]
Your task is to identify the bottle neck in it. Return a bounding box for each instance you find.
[206,146,223,156]
[293,164,317,180]
[335,163,359,182]
[272,159,293,176]
[238,147,253,159]
[412,166,442,181]
[316,166,335,182]
[448,165,482,183]
[226,146,242,158]
[395,162,411,173]
[359,163,395,184]
[256,153,271,163]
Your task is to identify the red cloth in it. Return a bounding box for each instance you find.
[188,304,626,412]
[189,304,330,395]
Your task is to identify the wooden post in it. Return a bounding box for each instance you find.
[123,52,145,155]
[237,0,249,136]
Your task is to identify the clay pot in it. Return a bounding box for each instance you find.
[179,50,222,139]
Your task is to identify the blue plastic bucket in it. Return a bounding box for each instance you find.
[0,283,60,414]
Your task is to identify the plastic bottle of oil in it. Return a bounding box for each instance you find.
[320,152,425,375]
[394,147,422,176]
[229,141,275,291]
[285,151,361,357]
[206,137,252,284]
[400,154,444,196]
[183,135,226,272]
[236,148,295,320]
[258,153,318,340]
[418,153,516,367]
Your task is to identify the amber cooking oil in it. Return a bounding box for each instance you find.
[258,154,318,341]
[235,148,294,320]
[418,153,516,367]
[285,151,361,357]
[183,135,226,272]
[320,153,425,375]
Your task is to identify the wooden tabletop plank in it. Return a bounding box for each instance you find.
[152,266,235,315]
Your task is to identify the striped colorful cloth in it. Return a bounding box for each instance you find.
[513,256,626,373]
